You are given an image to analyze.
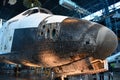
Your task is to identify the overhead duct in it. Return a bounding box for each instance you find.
[59,0,77,10]
[59,0,91,15]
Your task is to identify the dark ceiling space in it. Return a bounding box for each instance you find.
[0,0,119,20]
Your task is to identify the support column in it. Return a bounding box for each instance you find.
[100,0,112,29]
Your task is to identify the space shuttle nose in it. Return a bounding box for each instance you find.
[59,18,118,59]
[95,27,118,59]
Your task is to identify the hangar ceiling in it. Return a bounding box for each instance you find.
[0,0,119,20]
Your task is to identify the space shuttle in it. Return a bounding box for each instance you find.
[0,7,118,78]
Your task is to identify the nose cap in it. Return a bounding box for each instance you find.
[95,27,118,59]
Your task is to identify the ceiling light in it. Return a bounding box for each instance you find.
[8,0,17,5]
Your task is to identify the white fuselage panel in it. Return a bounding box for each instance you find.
[0,9,68,54]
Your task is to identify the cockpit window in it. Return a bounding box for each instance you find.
[22,8,52,16]
[22,10,32,15]
[22,9,38,15]
[39,8,52,14]
[31,9,39,14]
